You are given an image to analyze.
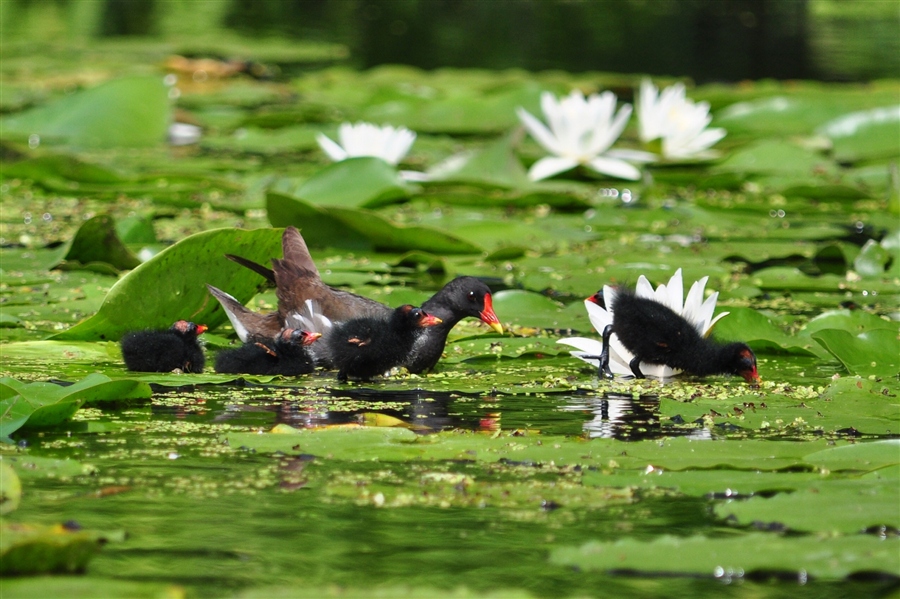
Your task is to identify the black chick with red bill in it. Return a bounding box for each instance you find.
[215,328,321,376]
[327,305,442,382]
[209,226,503,373]
[588,290,760,384]
[121,320,207,373]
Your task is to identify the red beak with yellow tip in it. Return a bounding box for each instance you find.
[480,293,503,334]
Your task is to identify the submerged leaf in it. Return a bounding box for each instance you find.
[0,521,114,575]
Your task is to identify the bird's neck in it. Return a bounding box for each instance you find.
[420,299,464,330]
[685,339,740,376]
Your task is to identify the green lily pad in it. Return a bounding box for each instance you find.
[0,373,151,437]
[0,76,170,148]
[288,157,414,209]
[201,125,321,154]
[429,135,530,189]
[51,227,283,341]
[0,153,132,186]
[715,478,899,533]
[491,290,589,331]
[800,309,895,338]
[550,534,899,580]
[443,336,567,363]
[587,468,826,498]
[804,440,900,472]
[267,192,481,254]
[817,105,900,164]
[811,329,900,376]
[714,139,837,178]
[710,307,820,356]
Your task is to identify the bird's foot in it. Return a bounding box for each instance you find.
[598,325,614,379]
[628,357,645,379]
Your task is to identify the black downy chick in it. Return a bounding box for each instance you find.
[215,329,321,376]
[590,290,760,383]
[327,305,442,382]
[121,320,207,373]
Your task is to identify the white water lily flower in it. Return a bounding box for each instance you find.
[637,79,726,160]
[516,90,640,181]
[316,122,416,166]
[559,269,729,379]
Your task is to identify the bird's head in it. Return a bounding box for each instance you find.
[171,320,207,337]
[283,328,321,346]
[732,344,760,385]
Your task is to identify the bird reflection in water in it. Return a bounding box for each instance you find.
[219,388,486,433]
[562,393,708,440]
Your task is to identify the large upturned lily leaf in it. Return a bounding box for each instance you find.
[0,76,170,148]
[51,228,283,341]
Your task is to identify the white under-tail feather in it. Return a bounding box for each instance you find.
[286,299,333,335]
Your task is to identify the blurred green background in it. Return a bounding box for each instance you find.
[2,0,898,82]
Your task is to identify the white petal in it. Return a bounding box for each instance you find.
[634,276,655,299]
[316,133,347,161]
[606,148,659,163]
[517,107,564,156]
[585,299,612,335]
[607,335,637,375]
[586,156,641,180]
[682,276,710,332]
[383,128,416,164]
[400,170,430,182]
[558,337,604,356]
[587,103,632,155]
[697,291,721,334]
[528,156,579,181]
[666,268,684,314]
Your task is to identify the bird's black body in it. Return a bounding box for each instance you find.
[215,329,319,376]
[217,227,502,374]
[328,305,442,381]
[121,320,206,373]
[595,290,759,382]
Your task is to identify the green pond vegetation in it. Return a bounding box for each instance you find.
[0,35,898,599]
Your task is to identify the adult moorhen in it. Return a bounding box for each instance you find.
[215,226,503,373]
[121,320,207,373]
[591,289,759,383]
[327,304,442,381]
[214,328,321,376]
